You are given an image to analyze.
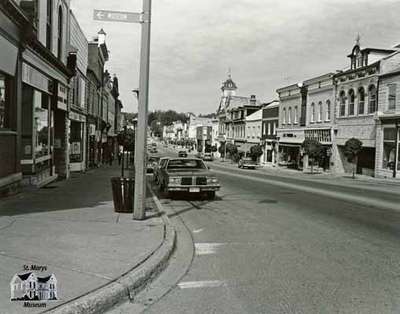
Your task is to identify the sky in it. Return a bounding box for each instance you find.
[70,0,400,115]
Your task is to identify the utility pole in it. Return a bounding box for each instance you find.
[133,0,152,220]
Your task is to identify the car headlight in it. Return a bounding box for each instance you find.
[168,177,180,184]
[207,177,219,184]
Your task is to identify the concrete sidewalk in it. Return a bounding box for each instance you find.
[0,165,174,314]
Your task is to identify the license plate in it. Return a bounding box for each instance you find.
[189,187,200,193]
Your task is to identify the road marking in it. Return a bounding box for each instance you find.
[178,280,226,289]
[193,228,203,233]
[195,243,224,255]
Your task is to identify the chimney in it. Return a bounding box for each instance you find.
[250,95,256,105]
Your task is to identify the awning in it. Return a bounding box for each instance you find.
[279,143,301,148]
[0,35,18,76]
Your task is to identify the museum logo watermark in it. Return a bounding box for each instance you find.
[10,264,58,309]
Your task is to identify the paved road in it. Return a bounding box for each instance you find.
[111,144,400,314]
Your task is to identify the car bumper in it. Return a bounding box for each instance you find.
[167,185,220,192]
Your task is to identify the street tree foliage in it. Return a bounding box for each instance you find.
[226,143,238,157]
[148,110,189,138]
[344,138,363,178]
[199,113,217,119]
[218,143,226,157]
[249,144,263,161]
[302,139,324,174]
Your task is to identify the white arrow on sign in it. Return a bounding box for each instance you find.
[93,9,143,23]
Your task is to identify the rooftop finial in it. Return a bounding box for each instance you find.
[228,67,231,79]
[355,33,361,46]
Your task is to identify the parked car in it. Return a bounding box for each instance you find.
[153,157,170,184]
[178,150,188,157]
[202,153,213,161]
[157,158,220,199]
[146,156,160,173]
[238,157,257,169]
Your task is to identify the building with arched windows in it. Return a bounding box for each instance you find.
[333,40,399,176]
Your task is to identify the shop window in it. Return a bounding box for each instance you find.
[388,84,396,110]
[382,128,399,171]
[348,89,355,116]
[34,92,49,158]
[70,121,83,162]
[368,85,377,113]
[0,72,12,129]
[358,87,365,115]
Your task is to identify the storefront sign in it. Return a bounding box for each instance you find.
[57,83,68,111]
[69,111,86,122]
[22,63,52,94]
[89,124,96,136]
[0,35,18,76]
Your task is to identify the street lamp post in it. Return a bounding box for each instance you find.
[133,0,152,220]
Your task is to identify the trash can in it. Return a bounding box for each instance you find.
[111,177,135,213]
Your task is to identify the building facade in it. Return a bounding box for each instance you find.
[261,101,279,165]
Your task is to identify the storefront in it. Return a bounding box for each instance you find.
[376,122,400,178]
[20,63,56,186]
[69,111,86,172]
[0,27,21,195]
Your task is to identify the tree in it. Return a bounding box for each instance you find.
[302,139,323,174]
[344,138,363,179]
[226,143,238,158]
[249,144,263,162]
[218,143,226,158]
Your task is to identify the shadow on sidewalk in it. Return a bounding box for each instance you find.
[0,166,123,217]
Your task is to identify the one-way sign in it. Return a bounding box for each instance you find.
[93,9,143,23]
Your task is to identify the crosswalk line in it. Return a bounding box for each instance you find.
[195,243,225,255]
[178,280,226,289]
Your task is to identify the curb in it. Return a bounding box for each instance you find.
[43,184,176,314]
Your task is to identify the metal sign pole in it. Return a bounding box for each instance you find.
[133,0,152,220]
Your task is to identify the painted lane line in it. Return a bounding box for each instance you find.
[195,243,225,255]
[192,228,204,234]
[178,280,226,289]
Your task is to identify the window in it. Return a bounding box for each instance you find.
[382,128,400,171]
[282,108,286,124]
[358,87,365,115]
[339,91,346,117]
[288,107,292,124]
[46,0,52,49]
[326,100,331,121]
[310,103,315,122]
[318,102,322,122]
[348,89,355,116]
[294,106,298,124]
[274,122,277,135]
[388,84,396,110]
[0,73,12,129]
[57,6,63,60]
[368,85,377,113]
[34,92,50,158]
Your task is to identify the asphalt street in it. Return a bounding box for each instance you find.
[111,145,400,314]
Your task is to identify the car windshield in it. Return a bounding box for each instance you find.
[167,159,206,170]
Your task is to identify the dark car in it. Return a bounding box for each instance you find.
[146,156,160,173]
[178,150,188,157]
[238,157,257,169]
[157,158,220,199]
